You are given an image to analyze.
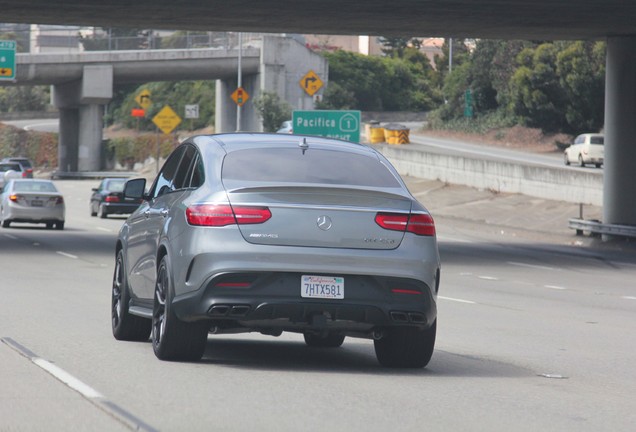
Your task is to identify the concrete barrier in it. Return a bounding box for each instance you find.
[373,143,603,206]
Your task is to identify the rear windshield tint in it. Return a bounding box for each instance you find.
[13,181,58,192]
[590,136,604,145]
[222,148,401,188]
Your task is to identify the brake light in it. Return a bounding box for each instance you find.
[21,171,28,178]
[9,194,20,202]
[375,212,435,236]
[186,204,271,226]
[105,195,120,203]
[52,196,64,205]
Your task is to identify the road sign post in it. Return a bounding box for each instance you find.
[0,40,17,81]
[292,110,361,143]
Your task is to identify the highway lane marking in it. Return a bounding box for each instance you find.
[437,235,473,243]
[56,251,78,259]
[439,296,476,304]
[507,261,558,271]
[96,227,113,232]
[478,276,499,281]
[545,285,568,290]
[1,337,159,432]
[623,296,636,300]
[3,233,19,239]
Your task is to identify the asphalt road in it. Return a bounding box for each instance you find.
[1,179,635,431]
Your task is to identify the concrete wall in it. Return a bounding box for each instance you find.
[374,143,603,206]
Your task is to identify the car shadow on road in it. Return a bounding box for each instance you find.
[199,338,531,378]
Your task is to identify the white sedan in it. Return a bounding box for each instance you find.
[564,133,604,168]
[0,179,65,230]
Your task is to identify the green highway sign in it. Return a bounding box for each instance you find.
[292,110,361,143]
[0,40,16,81]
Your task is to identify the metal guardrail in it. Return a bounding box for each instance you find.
[569,218,636,239]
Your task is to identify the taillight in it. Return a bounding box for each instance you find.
[375,212,435,236]
[21,171,28,178]
[186,204,271,226]
[48,196,64,205]
[9,194,20,202]
[105,195,120,203]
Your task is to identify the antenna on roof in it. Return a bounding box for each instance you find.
[299,137,309,155]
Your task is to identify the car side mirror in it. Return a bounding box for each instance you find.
[91,187,98,192]
[124,178,148,200]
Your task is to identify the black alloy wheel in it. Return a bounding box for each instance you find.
[111,249,151,341]
[152,255,209,361]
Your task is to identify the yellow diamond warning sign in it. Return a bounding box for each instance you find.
[152,105,182,135]
[300,70,323,96]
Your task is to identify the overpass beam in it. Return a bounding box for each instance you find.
[603,37,636,227]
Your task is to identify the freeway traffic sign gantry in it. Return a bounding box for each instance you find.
[292,110,361,143]
[0,40,16,81]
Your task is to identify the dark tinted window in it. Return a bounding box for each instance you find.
[0,163,21,172]
[173,145,197,190]
[185,152,204,188]
[222,148,401,188]
[151,146,186,198]
[590,136,604,145]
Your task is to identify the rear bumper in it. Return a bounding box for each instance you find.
[4,205,64,222]
[172,271,437,332]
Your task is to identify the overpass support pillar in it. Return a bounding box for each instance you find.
[58,108,79,172]
[52,65,112,172]
[603,37,636,228]
[215,76,259,133]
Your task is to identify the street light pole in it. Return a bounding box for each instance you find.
[236,32,242,132]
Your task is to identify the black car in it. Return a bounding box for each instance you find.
[90,178,142,218]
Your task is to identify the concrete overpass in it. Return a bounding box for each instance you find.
[1,0,636,230]
[8,37,326,172]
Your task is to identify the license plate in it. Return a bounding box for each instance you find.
[31,200,43,207]
[301,275,344,299]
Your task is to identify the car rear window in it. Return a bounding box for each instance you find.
[222,148,401,188]
[106,179,126,192]
[13,181,58,192]
[590,136,604,145]
[0,163,21,172]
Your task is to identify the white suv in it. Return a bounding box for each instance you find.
[564,133,604,168]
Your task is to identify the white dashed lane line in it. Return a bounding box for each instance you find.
[507,261,559,271]
[1,337,159,432]
[439,296,476,304]
[56,251,78,259]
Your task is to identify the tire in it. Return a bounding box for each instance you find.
[46,222,54,229]
[112,249,151,341]
[55,221,64,230]
[98,204,108,219]
[578,154,585,167]
[304,332,345,348]
[374,321,437,368]
[90,203,97,217]
[595,163,602,168]
[564,153,570,166]
[2,219,10,228]
[152,255,209,361]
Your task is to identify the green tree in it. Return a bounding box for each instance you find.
[379,37,422,58]
[253,91,292,132]
[557,41,605,132]
[0,86,50,112]
[112,81,215,131]
[509,43,568,132]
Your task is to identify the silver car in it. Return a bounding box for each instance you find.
[0,179,65,229]
[112,133,440,368]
